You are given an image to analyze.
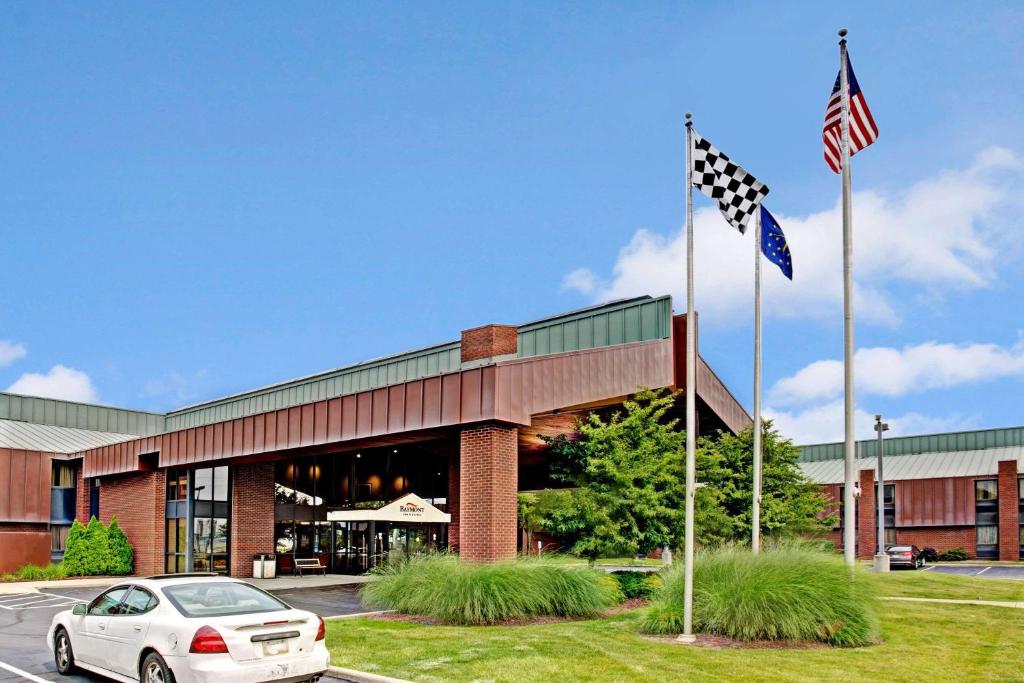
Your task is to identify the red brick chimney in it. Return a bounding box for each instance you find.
[460,324,518,363]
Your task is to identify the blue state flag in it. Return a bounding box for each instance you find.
[760,206,792,280]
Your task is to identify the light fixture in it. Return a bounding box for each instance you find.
[356,453,361,459]
[393,449,398,454]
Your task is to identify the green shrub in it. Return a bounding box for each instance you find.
[361,554,621,625]
[611,571,661,600]
[642,545,878,646]
[937,547,969,561]
[60,519,89,576]
[83,517,110,575]
[106,517,134,575]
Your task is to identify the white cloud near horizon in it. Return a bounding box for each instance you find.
[765,399,976,445]
[0,341,27,366]
[6,365,99,403]
[563,147,1022,328]
[769,338,1024,406]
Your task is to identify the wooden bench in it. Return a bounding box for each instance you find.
[294,558,327,576]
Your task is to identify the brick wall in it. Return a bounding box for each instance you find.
[76,466,91,523]
[460,324,518,363]
[99,471,165,576]
[997,459,1020,561]
[230,462,276,577]
[857,468,876,559]
[447,450,460,551]
[895,527,976,556]
[459,423,518,561]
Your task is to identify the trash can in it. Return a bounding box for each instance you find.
[253,553,276,579]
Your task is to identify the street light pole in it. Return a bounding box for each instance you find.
[874,415,890,572]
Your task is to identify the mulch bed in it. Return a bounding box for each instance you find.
[369,599,650,627]
[642,633,831,649]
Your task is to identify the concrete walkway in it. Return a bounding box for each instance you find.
[881,596,1024,609]
[0,572,371,595]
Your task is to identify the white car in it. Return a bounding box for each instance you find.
[47,573,329,683]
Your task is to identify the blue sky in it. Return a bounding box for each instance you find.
[1,3,1022,443]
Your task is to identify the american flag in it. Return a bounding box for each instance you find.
[822,54,878,173]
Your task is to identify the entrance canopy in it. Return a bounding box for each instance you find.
[327,493,451,524]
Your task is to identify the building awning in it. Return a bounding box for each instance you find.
[327,493,451,524]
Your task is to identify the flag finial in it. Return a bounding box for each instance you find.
[837,28,847,42]
[685,112,692,128]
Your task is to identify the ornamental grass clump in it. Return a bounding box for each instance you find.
[642,545,878,646]
[361,554,621,625]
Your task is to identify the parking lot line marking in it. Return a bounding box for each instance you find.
[35,592,87,603]
[0,659,51,683]
[922,565,936,571]
[976,567,992,575]
[0,594,36,603]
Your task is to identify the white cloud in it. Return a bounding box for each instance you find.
[766,400,975,445]
[769,339,1024,406]
[6,365,99,403]
[0,341,27,366]
[564,147,1022,328]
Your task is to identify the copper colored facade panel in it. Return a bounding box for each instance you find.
[0,448,51,522]
[895,476,975,527]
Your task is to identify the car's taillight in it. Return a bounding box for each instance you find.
[189,625,229,654]
[315,616,326,642]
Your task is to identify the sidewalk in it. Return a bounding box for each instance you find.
[0,572,371,595]
[881,596,1024,609]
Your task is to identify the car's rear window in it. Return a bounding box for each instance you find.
[161,582,288,618]
[888,546,911,551]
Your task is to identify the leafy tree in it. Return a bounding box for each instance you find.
[699,420,836,542]
[517,489,586,554]
[546,390,728,559]
[106,517,134,575]
[61,519,89,576]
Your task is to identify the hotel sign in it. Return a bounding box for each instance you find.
[399,501,425,518]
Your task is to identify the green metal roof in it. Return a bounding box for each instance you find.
[517,295,671,357]
[798,426,1024,463]
[167,295,674,430]
[0,392,165,436]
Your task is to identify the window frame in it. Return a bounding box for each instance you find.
[121,586,159,616]
[87,586,130,616]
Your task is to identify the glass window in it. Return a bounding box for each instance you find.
[977,510,998,526]
[212,518,229,554]
[976,480,998,502]
[1018,477,1023,501]
[51,462,77,487]
[122,587,158,615]
[162,582,287,618]
[193,468,213,501]
[167,470,188,502]
[275,523,295,554]
[977,525,998,547]
[213,466,229,502]
[51,525,70,552]
[89,587,129,615]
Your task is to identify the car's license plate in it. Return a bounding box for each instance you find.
[263,639,289,656]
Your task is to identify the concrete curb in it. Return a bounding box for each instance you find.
[324,610,394,621]
[328,665,413,683]
[881,596,1024,609]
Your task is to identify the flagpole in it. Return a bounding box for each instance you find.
[752,206,763,555]
[678,112,697,643]
[838,28,857,569]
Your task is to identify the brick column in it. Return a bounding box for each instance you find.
[230,462,276,577]
[857,468,876,559]
[997,459,1020,562]
[76,466,91,523]
[99,471,165,576]
[447,450,461,552]
[459,423,518,562]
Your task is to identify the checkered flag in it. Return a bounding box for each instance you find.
[691,131,769,233]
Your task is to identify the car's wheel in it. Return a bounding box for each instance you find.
[54,628,76,675]
[141,652,175,683]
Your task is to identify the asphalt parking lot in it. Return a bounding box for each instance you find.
[924,564,1024,580]
[0,583,365,682]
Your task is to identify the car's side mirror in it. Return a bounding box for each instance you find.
[72,603,87,616]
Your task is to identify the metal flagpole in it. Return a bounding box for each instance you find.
[752,207,763,555]
[678,112,697,643]
[838,28,857,568]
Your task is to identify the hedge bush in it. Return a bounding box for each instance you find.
[642,545,878,646]
[937,547,969,561]
[611,571,661,600]
[361,554,621,625]
[61,516,134,577]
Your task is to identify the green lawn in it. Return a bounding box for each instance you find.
[326,573,1024,682]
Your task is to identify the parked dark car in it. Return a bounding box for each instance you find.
[885,544,925,569]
